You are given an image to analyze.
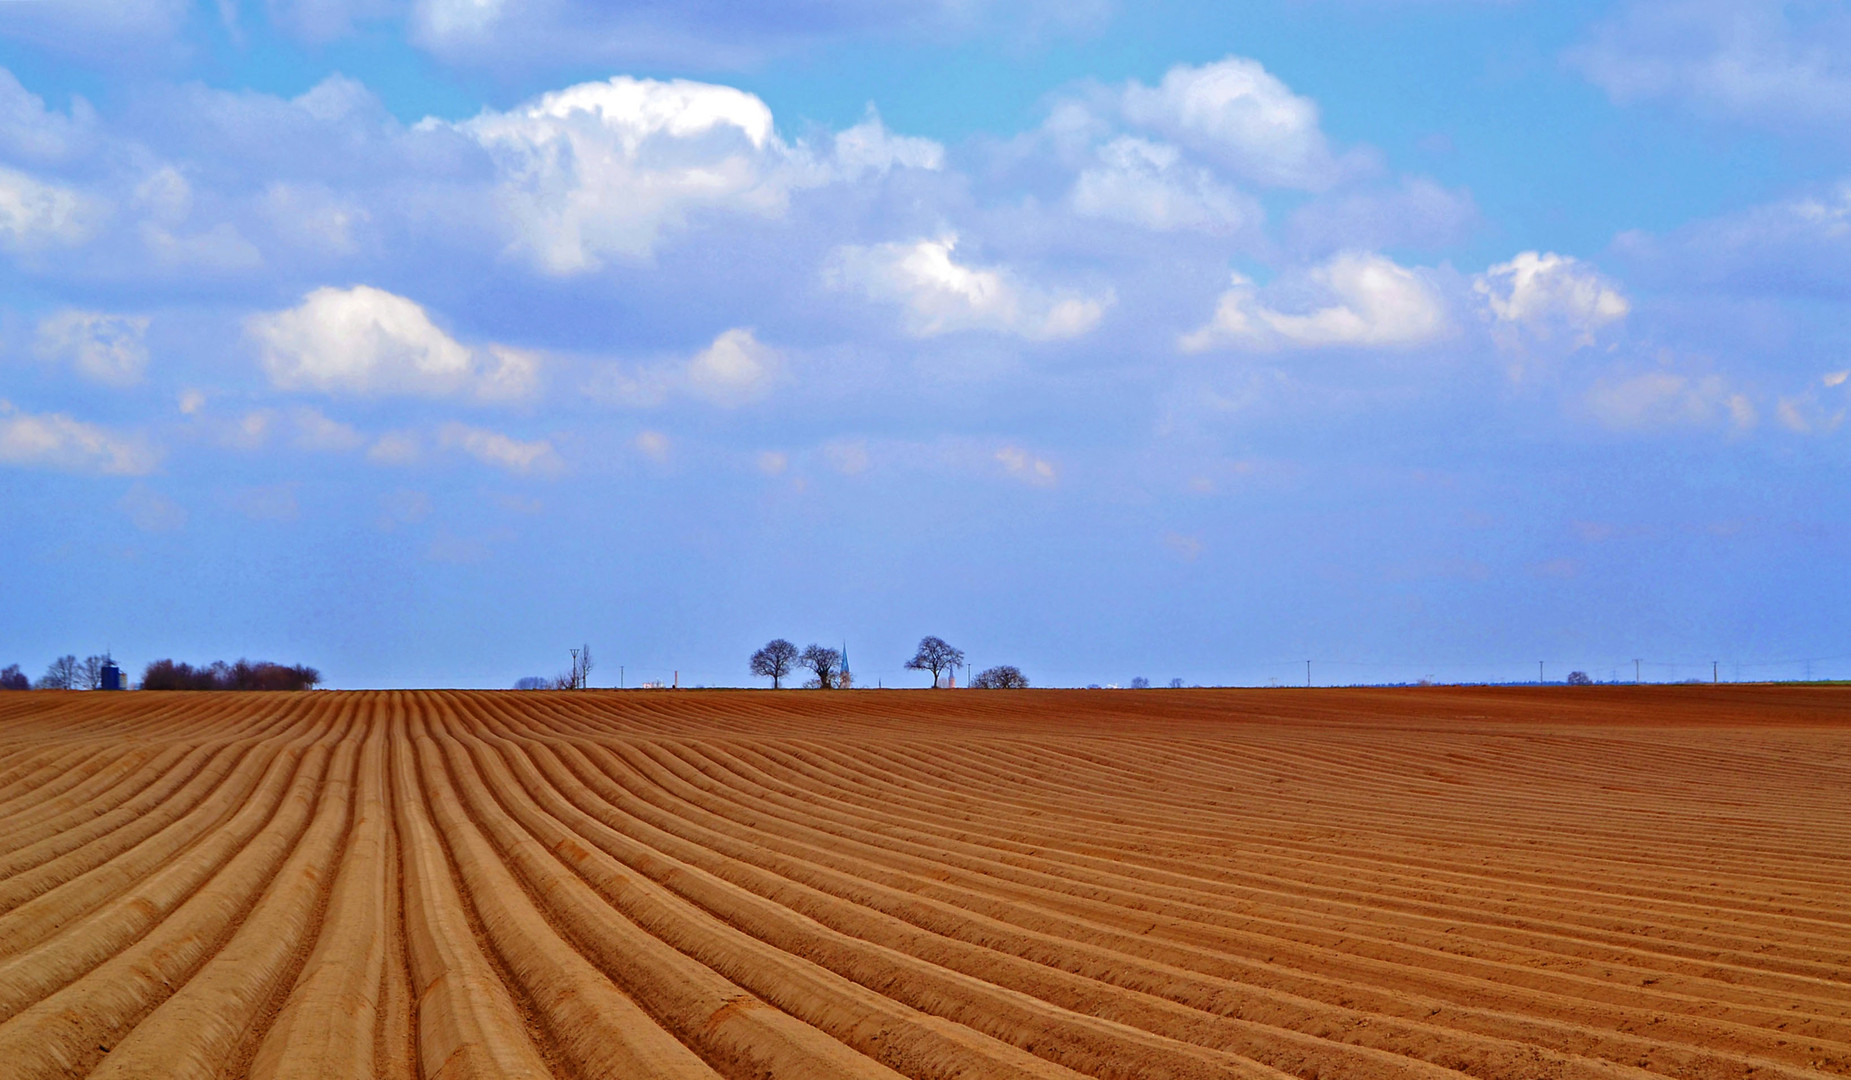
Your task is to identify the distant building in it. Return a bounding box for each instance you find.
[100,660,124,691]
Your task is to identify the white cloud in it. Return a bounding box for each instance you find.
[412,0,514,47]
[268,0,396,42]
[589,327,783,409]
[225,409,276,450]
[248,285,539,401]
[133,165,191,224]
[1475,251,1629,344]
[367,431,421,465]
[0,0,191,51]
[1584,371,1756,432]
[1770,369,1850,434]
[260,182,368,255]
[290,407,366,452]
[0,69,96,163]
[119,484,186,532]
[634,429,670,461]
[686,328,781,406]
[1069,136,1259,234]
[824,113,945,179]
[1570,1,1851,131]
[1119,57,1349,190]
[399,0,1102,71]
[0,400,157,475]
[824,438,870,475]
[142,221,264,271]
[439,422,560,473]
[829,234,1111,340]
[1164,532,1203,561]
[1181,252,1449,352]
[755,449,788,475]
[996,444,1057,486]
[1286,176,1479,255]
[1613,179,1851,297]
[588,364,675,409]
[34,309,151,387]
[440,76,942,272]
[0,166,98,252]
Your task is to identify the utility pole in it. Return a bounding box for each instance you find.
[1633,659,1641,684]
[1713,660,1718,684]
[1539,661,1545,685]
[619,665,624,689]
[570,648,581,690]
[1306,660,1311,688]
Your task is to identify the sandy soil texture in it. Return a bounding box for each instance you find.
[0,685,1843,1080]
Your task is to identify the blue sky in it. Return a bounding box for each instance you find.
[2,0,1848,689]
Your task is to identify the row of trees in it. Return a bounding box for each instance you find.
[3,655,322,691]
[2,655,115,691]
[140,659,322,691]
[748,636,1030,689]
[749,640,844,689]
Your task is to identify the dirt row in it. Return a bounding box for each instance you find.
[0,686,1843,1079]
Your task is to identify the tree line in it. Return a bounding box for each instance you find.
[749,635,1028,689]
[0,656,321,691]
[2,655,114,691]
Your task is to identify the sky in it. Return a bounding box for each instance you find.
[1,0,1848,690]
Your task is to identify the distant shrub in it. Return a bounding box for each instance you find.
[1129,676,1151,689]
[0,665,27,691]
[141,658,321,691]
[513,676,549,690]
[1566,670,1592,686]
[973,665,1029,689]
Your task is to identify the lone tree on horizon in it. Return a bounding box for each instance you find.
[906,636,965,688]
[750,639,799,688]
[799,644,842,689]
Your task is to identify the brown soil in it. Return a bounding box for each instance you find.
[0,685,1844,1079]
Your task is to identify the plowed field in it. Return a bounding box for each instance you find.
[0,686,1844,1080]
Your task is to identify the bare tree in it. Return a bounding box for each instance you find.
[972,665,1029,689]
[79,655,110,691]
[750,639,798,688]
[800,644,842,689]
[1129,676,1150,689]
[36,655,79,690]
[513,676,548,690]
[555,645,594,690]
[0,665,28,691]
[1168,678,1185,689]
[905,636,965,688]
